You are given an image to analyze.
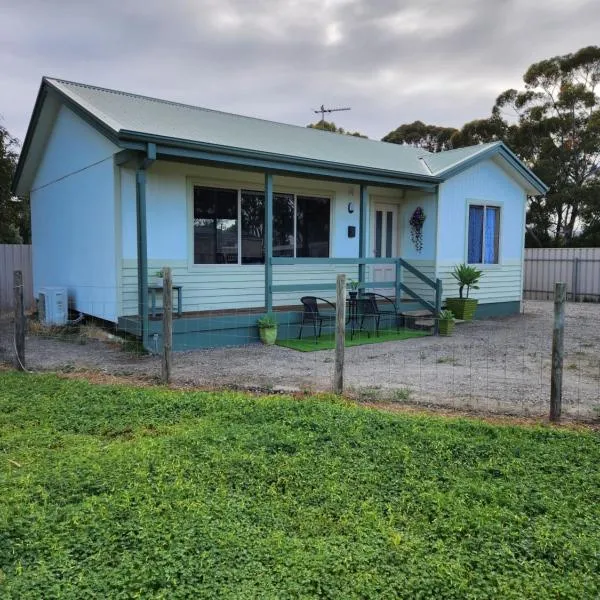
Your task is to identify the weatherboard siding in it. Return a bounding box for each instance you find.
[30,105,119,321]
[118,162,409,314]
[436,158,526,306]
[120,260,360,314]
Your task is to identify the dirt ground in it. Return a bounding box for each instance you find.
[1,301,599,420]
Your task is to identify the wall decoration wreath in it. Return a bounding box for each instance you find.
[409,206,426,253]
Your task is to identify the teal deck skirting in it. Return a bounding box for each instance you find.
[117,302,427,352]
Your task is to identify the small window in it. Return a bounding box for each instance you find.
[193,187,238,264]
[468,205,500,264]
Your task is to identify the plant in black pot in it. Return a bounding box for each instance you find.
[348,279,360,299]
[257,313,278,345]
[446,264,483,321]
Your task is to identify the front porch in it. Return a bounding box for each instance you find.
[117,142,441,351]
[118,257,442,352]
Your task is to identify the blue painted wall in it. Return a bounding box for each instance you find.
[30,105,119,321]
[437,158,527,305]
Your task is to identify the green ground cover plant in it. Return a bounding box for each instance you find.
[278,328,429,351]
[0,373,598,598]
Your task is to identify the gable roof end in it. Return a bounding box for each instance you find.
[421,141,548,195]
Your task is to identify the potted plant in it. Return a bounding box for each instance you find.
[257,313,278,345]
[152,270,164,286]
[437,309,455,336]
[446,264,483,321]
[348,279,360,299]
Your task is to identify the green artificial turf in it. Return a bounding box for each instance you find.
[0,372,599,598]
[277,327,429,351]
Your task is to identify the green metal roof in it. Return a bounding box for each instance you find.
[47,77,435,178]
[13,77,548,195]
[420,142,501,174]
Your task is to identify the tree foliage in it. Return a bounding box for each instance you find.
[0,123,29,243]
[382,47,600,246]
[307,120,367,138]
[492,45,600,245]
[382,120,458,152]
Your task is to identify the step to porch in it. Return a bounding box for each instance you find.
[400,310,435,331]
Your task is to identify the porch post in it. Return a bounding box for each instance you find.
[358,184,368,285]
[135,143,156,351]
[264,172,273,312]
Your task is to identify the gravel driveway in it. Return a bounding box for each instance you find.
[1,301,599,419]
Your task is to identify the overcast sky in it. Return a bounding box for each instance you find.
[2,0,599,145]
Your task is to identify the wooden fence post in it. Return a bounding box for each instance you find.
[161,267,172,384]
[14,270,25,371]
[550,282,566,421]
[334,273,346,394]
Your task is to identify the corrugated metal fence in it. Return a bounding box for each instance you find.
[0,244,34,314]
[524,247,600,302]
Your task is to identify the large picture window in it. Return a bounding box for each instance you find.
[193,187,238,264]
[193,185,330,264]
[468,204,500,264]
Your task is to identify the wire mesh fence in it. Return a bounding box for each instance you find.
[1,282,599,422]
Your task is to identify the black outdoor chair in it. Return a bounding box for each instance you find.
[299,296,337,343]
[357,295,381,337]
[361,293,402,333]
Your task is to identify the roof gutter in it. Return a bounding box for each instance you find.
[117,130,441,191]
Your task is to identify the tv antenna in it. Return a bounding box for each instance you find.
[313,104,351,123]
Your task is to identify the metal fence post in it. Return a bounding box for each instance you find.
[550,282,566,421]
[334,274,346,394]
[14,270,25,371]
[161,267,173,384]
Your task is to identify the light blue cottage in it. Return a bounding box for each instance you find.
[13,77,547,349]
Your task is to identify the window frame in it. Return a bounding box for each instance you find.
[465,199,503,267]
[187,177,335,269]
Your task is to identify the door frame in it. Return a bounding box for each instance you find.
[370,199,400,259]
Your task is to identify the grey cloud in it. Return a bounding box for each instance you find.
[1,0,599,143]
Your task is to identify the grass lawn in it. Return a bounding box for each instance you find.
[277,328,429,351]
[0,373,598,599]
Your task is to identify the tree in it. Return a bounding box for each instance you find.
[307,120,367,138]
[0,123,29,243]
[382,121,458,152]
[491,46,600,244]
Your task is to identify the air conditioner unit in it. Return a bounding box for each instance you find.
[38,287,68,326]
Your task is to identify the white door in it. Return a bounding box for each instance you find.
[371,202,398,297]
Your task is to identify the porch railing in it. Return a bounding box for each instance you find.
[269,257,443,334]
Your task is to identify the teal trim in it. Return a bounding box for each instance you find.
[358,184,368,285]
[397,258,437,288]
[120,139,439,190]
[265,173,273,311]
[395,261,402,308]
[434,279,443,335]
[399,284,435,313]
[272,280,396,294]
[135,143,156,352]
[473,300,521,318]
[135,169,149,351]
[271,257,397,265]
[437,142,547,195]
[118,302,431,350]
